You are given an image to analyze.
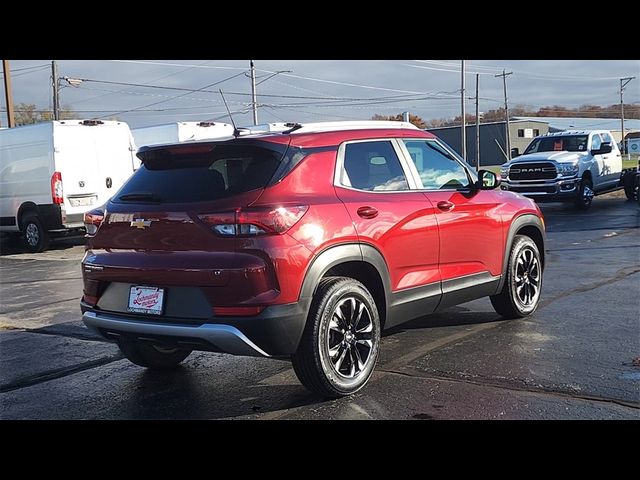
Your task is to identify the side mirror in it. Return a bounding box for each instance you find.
[511,147,520,158]
[592,142,612,155]
[476,170,501,190]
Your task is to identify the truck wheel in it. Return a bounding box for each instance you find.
[623,172,636,200]
[117,339,192,369]
[490,235,543,319]
[574,176,594,210]
[291,276,381,398]
[21,214,50,253]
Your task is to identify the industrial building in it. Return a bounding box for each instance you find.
[429,117,640,167]
[428,119,549,167]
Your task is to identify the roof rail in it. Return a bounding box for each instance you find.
[236,123,293,136]
[283,120,419,134]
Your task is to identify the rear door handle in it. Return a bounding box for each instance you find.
[437,201,455,212]
[357,206,378,219]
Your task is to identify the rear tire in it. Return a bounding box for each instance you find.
[117,339,192,369]
[21,214,49,253]
[490,235,543,319]
[292,276,381,398]
[574,175,594,210]
[623,172,636,200]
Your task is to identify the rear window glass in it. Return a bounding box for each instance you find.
[114,142,286,204]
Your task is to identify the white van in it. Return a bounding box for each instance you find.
[0,120,138,252]
[131,121,235,148]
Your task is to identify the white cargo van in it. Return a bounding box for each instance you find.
[131,121,235,148]
[0,120,138,252]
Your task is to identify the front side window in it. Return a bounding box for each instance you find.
[342,141,409,191]
[591,134,602,151]
[402,139,470,190]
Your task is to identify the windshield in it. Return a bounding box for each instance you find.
[523,135,589,155]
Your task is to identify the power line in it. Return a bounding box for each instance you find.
[71,60,213,106]
[107,60,249,71]
[404,63,496,76]
[256,68,443,96]
[67,76,456,102]
[9,63,50,73]
[94,71,249,119]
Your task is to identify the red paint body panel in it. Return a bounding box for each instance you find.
[425,190,505,279]
[335,186,440,291]
[82,127,543,329]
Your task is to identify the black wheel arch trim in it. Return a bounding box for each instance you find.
[496,213,545,293]
[299,242,392,318]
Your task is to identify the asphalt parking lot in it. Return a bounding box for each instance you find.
[1,191,638,420]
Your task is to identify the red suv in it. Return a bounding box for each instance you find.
[81,121,545,397]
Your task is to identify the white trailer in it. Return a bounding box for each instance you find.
[0,120,138,252]
[131,121,235,148]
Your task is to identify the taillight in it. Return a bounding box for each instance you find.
[84,207,105,235]
[198,206,308,236]
[51,172,63,204]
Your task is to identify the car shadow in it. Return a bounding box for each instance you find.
[120,363,323,420]
[383,305,503,337]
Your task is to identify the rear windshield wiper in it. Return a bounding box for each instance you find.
[118,192,163,203]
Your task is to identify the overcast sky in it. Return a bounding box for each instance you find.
[1,60,638,129]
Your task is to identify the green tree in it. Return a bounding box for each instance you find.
[14,103,78,126]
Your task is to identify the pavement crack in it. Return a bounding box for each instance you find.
[0,277,83,285]
[0,297,80,314]
[540,265,640,308]
[22,328,106,343]
[378,368,640,411]
[0,354,123,393]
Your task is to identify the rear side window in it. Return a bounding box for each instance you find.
[403,140,470,190]
[115,142,286,203]
[342,141,409,191]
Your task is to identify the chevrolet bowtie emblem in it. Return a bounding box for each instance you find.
[130,219,152,229]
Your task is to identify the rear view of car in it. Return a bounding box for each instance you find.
[81,137,310,358]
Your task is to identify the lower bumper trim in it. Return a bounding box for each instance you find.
[83,311,270,357]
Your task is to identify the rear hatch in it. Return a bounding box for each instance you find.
[84,138,290,316]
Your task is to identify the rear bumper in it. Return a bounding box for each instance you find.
[82,299,310,357]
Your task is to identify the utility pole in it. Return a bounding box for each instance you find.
[620,76,635,153]
[496,69,513,161]
[52,60,60,121]
[475,73,480,172]
[460,60,466,160]
[2,60,15,127]
[250,60,258,125]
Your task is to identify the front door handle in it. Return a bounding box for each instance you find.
[437,200,455,212]
[357,206,379,219]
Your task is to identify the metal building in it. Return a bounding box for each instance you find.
[428,120,549,167]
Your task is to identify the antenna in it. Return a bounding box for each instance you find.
[219,89,239,137]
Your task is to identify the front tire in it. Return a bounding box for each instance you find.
[21,214,49,253]
[117,339,192,369]
[292,277,381,398]
[574,175,594,210]
[490,235,543,319]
